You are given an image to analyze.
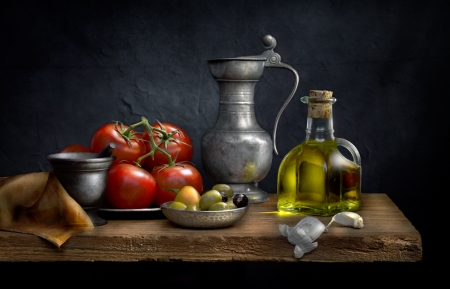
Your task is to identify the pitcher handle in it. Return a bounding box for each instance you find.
[336,138,361,166]
[260,35,299,155]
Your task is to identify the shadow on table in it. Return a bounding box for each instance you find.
[0,261,424,285]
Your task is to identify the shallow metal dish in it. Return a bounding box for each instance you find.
[99,207,161,213]
[161,201,250,229]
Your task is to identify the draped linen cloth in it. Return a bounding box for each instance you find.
[0,171,94,247]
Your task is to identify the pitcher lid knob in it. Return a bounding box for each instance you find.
[262,35,277,50]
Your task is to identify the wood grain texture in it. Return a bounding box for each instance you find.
[0,194,422,263]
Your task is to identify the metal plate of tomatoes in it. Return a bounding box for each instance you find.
[98,207,165,220]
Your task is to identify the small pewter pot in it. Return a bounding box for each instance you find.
[201,35,299,203]
[47,152,115,226]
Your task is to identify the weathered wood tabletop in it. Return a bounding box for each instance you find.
[0,193,422,263]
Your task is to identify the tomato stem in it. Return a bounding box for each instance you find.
[152,120,192,149]
[164,188,180,194]
[114,120,143,148]
[134,116,175,167]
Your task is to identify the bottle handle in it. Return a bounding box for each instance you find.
[259,35,299,155]
[336,138,361,166]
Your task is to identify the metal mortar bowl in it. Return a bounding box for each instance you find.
[47,152,115,226]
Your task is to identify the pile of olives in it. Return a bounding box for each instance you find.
[168,183,249,211]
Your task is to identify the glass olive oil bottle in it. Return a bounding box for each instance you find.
[277,90,361,216]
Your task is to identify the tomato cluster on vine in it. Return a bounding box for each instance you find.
[61,116,203,209]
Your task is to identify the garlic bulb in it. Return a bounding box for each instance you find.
[279,216,326,259]
[326,212,364,229]
[287,217,326,246]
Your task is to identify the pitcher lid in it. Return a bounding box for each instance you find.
[207,56,267,62]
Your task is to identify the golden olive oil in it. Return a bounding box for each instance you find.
[277,139,361,216]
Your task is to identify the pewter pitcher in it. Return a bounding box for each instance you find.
[201,35,299,203]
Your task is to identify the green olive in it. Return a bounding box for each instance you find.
[186,205,199,211]
[169,201,187,210]
[208,202,229,211]
[212,184,234,198]
[226,200,237,210]
[199,189,223,211]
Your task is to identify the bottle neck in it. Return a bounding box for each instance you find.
[302,96,336,142]
[305,112,335,141]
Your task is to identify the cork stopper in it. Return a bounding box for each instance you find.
[309,90,333,99]
[308,90,333,119]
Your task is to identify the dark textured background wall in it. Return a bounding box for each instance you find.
[2,0,444,273]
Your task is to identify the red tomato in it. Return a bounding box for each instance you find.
[105,164,157,209]
[151,163,203,207]
[60,144,91,153]
[141,122,193,171]
[90,122,146,166]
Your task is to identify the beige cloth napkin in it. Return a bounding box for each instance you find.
[0,171,94,247]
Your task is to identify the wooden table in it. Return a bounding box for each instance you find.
[0,193,422,263]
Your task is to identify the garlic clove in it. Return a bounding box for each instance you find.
[278,224,290,237]
[326,212,364,229]
[294,242,318,258]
